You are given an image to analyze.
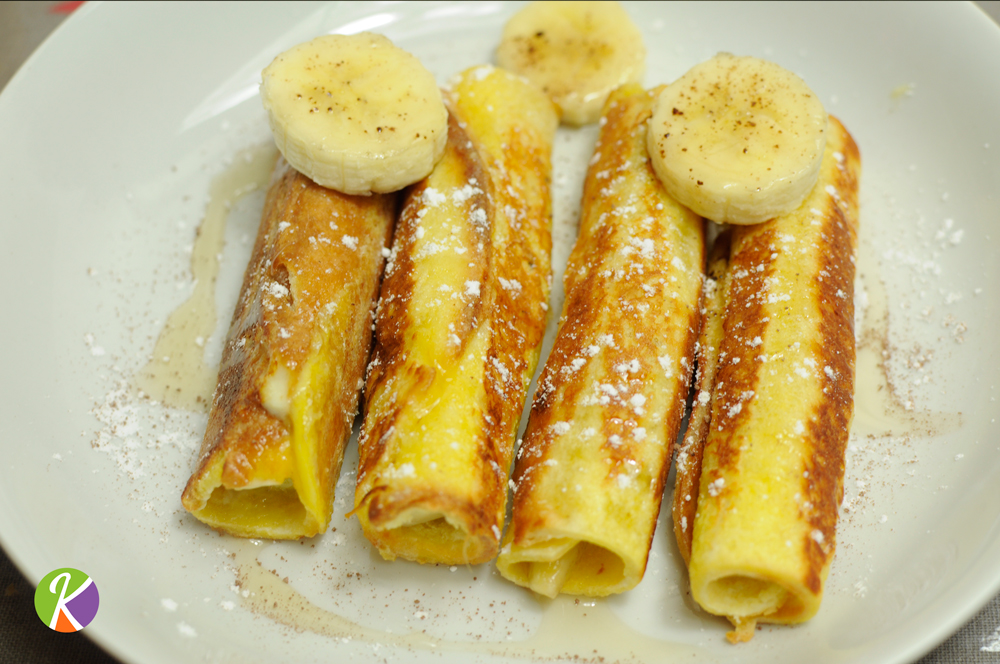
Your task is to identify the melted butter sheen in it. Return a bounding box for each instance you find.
[135,145,277,411]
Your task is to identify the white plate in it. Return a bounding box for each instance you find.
[2,2,1000,663]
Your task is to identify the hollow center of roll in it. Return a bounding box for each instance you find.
[528,543,581,597]
[388,517,468,544]
[702,575,790,618]
[374,513,494,565]
[199,484,311,536]
[508,541,627,597]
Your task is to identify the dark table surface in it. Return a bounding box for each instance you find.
[2,2,1000,663]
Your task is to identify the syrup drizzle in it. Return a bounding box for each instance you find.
[135,145,277,411]
[232,545,704,661]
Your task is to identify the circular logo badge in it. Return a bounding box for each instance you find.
[34,568,100,632]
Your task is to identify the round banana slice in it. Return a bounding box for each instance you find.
[496,1,645,126]
[260,33,447,195]
[647,53,827,225]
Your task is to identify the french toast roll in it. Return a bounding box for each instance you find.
[495,84,705,597]
[681,116,860,641]
[181,158,395,539]
[351,66,559,565]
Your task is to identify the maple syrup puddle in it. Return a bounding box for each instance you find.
[135,144,277,411]
[232,545,704,661]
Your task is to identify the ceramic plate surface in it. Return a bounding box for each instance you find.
[1,2,999,663]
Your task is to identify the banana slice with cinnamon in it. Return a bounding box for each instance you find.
[261,33,448,195]
[496,1,645,126]
[647,53,828,225]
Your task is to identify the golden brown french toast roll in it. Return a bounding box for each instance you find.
[181,158,394,539]
[495,83,705,597]
[678,116,860,642]
[351,66,558,565]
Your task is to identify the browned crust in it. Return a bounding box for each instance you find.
[354,86,555,563]
[714,119,860,595]
[507,84,705,568]
[705,225,780,483]
[800,120,860,592]
[187,162,293,493]
[356,114,492,489]
[682,117,860,620]
[182,159,395,535]
[483,115,555,485]
[672,230,730,564]
[355,114,506,542]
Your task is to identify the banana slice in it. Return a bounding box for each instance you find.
[260,33,447,195]
[496,1,645,126]
[647,53,827,225]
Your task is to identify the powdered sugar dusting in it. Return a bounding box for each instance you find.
[89,375,200,482]
[177,621,198,638]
